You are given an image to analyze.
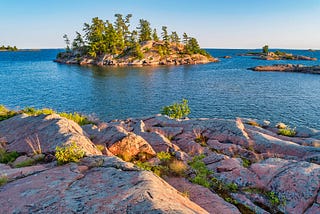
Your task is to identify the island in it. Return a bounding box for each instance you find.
[249,64,320,74]
[0,45,18,51]
[241,45,317,61]
[55,14,218,66]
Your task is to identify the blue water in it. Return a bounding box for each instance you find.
[1,49,320,129]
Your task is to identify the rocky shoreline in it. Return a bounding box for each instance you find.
[241,52,317,61]
[0,111,319,213]
[249,64,320,74]
[55,41,218,67]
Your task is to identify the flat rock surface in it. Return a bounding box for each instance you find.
[0,156,207,213]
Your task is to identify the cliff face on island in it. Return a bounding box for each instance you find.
[55,40,218,66]
[0,111,319,213]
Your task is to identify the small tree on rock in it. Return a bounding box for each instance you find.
[262,45,269,54]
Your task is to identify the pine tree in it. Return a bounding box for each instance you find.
[170,31,180,43]
[137,19,152,42]
[152,28,159,41]
[63,34,71,52]
[182,32,189,44]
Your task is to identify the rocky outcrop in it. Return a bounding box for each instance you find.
[0,156,208,213]
[0,113,101,155]
[1,113,320,213]
[55,41,219,67]
[249,64,320,74]
[241,51,317,61]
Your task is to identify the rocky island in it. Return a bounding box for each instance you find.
[0,45,18,51]
[55,14,218,66]
[0,104,319,213]
[242,45,317,61]
[249,64,320,74]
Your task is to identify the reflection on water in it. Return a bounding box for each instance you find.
[1,49,320,128]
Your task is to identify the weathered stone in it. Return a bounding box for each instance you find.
[0,114,101,156]
[166,177,240,214]
[0,156,208,213]
[83,124,156,160]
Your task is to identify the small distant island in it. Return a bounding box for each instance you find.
[249,64,320,74]
[55,14,218,66]
[242,45,317,61]
[0,45,18,51]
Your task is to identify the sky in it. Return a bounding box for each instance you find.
[0,0,319,49]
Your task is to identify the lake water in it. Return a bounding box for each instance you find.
[1,49,320,129]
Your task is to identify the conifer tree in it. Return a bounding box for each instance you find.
[137,19,152,42]
[152,28,159,41]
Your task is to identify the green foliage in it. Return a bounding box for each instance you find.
[262,45,269,54]
[135,161,168,177]
[226,182,238,192]
[152,28,159,41]
[267,191,279,205]
[0,175,8,186]
[161,99,191,119]
[55,142,85,165]
[0,149,19,164]
[21,107,93,126]
[274,50,285,56]
[188,154,212,188]
[58,112,92,126]
[241,158,251,168]
[0,105,17,122]
[57,14,210,61]
[137,19,152,42]
[15,159,35,168]
[63,34,71,52]
[0,45,18,51]
[278,127,296,137]
[170,31,180,43]
[157,151,172,162]
[225,197,238,205]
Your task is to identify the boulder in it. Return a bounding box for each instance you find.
[0,114,101,156]
[0,156,208,213]
[83,124,156,160]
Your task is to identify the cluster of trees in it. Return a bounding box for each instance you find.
[63,14,207,59]
[0,45,18,51]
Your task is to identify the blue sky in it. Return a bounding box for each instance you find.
[1,0,319,49]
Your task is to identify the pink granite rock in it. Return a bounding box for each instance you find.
[0,114,101,155]
[0,156,208,213]
[165,177,240,214]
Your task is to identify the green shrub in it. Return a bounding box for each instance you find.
[0,105,17,122]
[15,159,35,168]
[226,182,238,192]
[22,107,93,126]
[161,99,190,119]
[278,127,296,137]
[157,151,172,162]
[59,112,92,126]
[188,154,212,188]
[266,191,281,206]
[0,175,8,186]
[55,142,85,165]
[241,158,251,168]
[135,161,169,177]
[0,149,19,164]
